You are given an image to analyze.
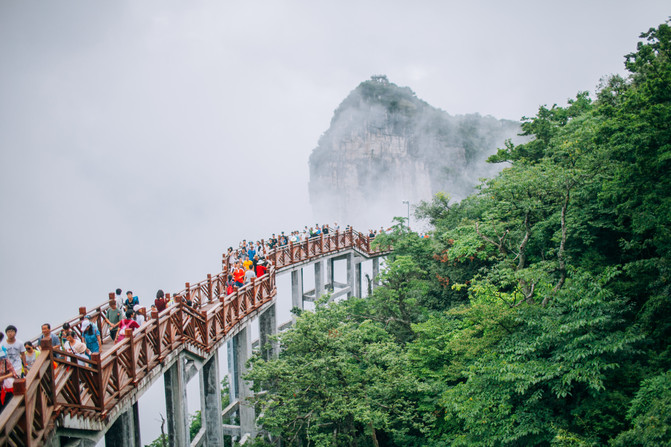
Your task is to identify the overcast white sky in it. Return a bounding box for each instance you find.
[1,0,668,346]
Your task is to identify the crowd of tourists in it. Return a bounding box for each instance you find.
[0,222,387,412]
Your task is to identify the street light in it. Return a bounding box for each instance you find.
[402,200,410,231]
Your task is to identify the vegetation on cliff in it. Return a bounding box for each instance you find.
[309,75,522,226]
[251,20,671,446]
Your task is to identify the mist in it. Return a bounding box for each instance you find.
[308,77,525,229]
[1,1,669,443]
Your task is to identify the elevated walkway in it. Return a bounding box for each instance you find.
[0,228,389,447]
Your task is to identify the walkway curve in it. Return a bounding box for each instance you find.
[0,228,390,446]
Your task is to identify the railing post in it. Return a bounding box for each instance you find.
[126,328,137,384]
[201,310,209,348]
[39,338,57,405]
[207,274,213,305]
[7,376,29,445]
[13,378,26,396]
[91,352,105,412]
[221,294,233,337]
[174,295,184,340]
[79,307,87,333]
[185,283,191,306]
[289,241,294,263]
[151,310,162,362]
[251,277,258,309]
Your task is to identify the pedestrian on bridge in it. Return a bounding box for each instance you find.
[82,320,102,355]
[104,301,122,342]
[0,332,19,412]
[115,311,140,343]
[123,291,139,313]
[155,289,168,313]
[1,325,25,379]
[38,323,60,349]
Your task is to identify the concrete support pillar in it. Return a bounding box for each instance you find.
[200,351,224,447]
[372,258,380,289]
[314,261,324,299]
[326,257,334,292]
[291,269,303,312]
[348,253,358,298]
[259,303,278,361]
[105,401,141,447]
[234,325,256,439]
[355,261,362,298]
[164,355,189,447]
[227,339,237,403]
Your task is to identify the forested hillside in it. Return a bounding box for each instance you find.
[248,21,671,446]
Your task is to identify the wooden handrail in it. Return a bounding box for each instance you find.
[0,227,390,445]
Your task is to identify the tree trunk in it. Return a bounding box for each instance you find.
[370,422,380,447]
[544,186,570,307]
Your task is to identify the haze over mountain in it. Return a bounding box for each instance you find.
[309,76,525,229]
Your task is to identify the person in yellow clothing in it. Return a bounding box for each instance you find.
[23,341,40,374]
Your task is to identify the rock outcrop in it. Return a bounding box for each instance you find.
[309,75,523,228]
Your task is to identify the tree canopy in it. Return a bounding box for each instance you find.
[249,20,671,447]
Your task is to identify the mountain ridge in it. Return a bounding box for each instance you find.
[309,75,523,228]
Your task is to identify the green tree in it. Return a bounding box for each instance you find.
[247,299,431,446]
[438,269,641,445]
[613,371,671,446]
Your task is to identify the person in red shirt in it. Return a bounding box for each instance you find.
[155,289,167,313]
[256,259,267,278]
[226,275,235,295]
[233,261,245,287]
[115,311,140,343]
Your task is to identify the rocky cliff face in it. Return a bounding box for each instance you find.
[309,76,523,228]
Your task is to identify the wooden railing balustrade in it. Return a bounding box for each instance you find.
[0,227,389,446]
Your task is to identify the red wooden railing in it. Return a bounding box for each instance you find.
[0,228,388,446]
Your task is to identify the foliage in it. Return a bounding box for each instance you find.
[247,299,432,446]
[612,371,671,446]
[250,20,671,447]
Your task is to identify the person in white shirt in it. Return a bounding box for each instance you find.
[1,325,25,378]
[133,305,146,325]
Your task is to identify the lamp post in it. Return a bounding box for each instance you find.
[402,200,410,231]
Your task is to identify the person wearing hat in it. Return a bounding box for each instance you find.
[82,318,102,355]
[115,311,140,343]
[256,258,267,277]
[133,305,145,325]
